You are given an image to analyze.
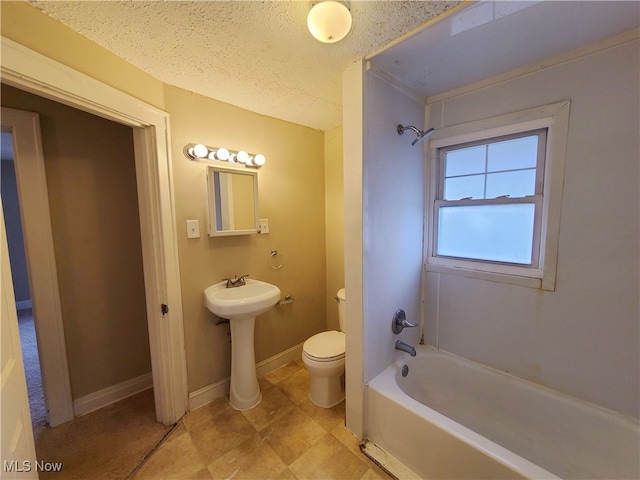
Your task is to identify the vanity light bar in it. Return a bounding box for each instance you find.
[184,143,266,168]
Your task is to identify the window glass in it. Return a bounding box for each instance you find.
[485,170,536,198]
[487,135,538,172]
[443,175,485,200]
[443,134,539,200]
[437,203,536,264]
[444,145,486,177]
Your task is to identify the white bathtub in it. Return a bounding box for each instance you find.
[366,346,639,479]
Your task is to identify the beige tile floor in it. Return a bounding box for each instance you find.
[132,360,392,480]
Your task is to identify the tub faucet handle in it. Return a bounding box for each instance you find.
[392,309,418,334]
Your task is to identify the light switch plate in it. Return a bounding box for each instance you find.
[186,219,200,238]
[258,218,269,234]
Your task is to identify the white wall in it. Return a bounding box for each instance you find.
[343,61,426,439]
[363,72,425,381]
[424,40,639,418]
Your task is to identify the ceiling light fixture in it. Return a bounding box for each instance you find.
[307,1,352,44]
[184,144,266,169]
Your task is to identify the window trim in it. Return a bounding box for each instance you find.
[425,101,570,290]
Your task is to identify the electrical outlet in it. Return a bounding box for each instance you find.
[186,219,200,238]
[258,218,269,235]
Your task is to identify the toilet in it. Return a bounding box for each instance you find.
[302,288,346,408]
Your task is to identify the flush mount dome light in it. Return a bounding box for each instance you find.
[307,1,352,44]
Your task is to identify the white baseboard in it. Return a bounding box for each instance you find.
[188,342,303,412]
[73,372,153,417]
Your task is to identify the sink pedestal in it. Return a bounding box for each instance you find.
[204,279,280,410]
[229,315,261,410]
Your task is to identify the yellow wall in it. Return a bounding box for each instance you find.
[324,126,345,331]
[166,86,327,392]
[1,0,343,398]
[1,1,165,110]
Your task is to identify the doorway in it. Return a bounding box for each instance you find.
[0,132,46,432]
[2,87,154,425]
[2,36,188,431]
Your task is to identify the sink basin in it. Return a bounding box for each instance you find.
[205,279,281,319]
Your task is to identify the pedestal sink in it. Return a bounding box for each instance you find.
[204,279,281,410]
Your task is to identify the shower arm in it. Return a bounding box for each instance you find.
[397,125,422,136]
[397,124,436,146]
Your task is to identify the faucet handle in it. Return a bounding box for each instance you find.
[392,309,418,334]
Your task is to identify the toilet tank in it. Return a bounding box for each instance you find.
[336,288,346,332]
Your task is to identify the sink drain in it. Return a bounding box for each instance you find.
[402,364,409,377]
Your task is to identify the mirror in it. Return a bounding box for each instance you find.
[207,166,259,236]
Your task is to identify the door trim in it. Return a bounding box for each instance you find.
[1,36,188,425]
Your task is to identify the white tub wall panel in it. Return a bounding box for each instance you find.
[423,271,440,346]
[363,71,424,382]
[425,40,640,418]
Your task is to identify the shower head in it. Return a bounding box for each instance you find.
[397,125,435,146]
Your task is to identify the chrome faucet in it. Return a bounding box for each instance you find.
[395,340,416,357]
[223,274,249,288]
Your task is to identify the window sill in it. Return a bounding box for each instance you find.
[425,262,543,289]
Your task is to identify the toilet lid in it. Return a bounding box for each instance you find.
[303,331,345,360]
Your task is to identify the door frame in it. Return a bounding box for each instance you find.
[1,37,188,425]
[1,107,75,427]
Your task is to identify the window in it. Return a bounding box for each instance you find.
[426,102,570,290]
[436,130,545,266]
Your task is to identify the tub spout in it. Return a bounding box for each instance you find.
[395,340,416,357]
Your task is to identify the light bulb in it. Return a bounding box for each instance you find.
[253,154,266,166]
[192,144,208,158]
[307,1,352,44]
[215,147,230,161]
[236,150,249,164]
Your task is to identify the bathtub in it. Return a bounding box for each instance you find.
[366,345,639,479]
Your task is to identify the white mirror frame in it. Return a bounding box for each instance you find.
[207,165,259,237]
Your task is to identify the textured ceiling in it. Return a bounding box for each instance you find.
[28,0,462,131]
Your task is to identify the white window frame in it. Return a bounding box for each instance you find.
[425,101,570,291]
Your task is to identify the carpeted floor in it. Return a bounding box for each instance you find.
[17,310,173,479]
[35,389,174,479]
[17,309,47,432]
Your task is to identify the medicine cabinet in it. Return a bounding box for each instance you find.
[207,165,259,236]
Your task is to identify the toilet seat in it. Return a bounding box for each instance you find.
[303,331,345,362]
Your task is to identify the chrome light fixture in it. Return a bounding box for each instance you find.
[184,143,266,168]
[307,1,352,44]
